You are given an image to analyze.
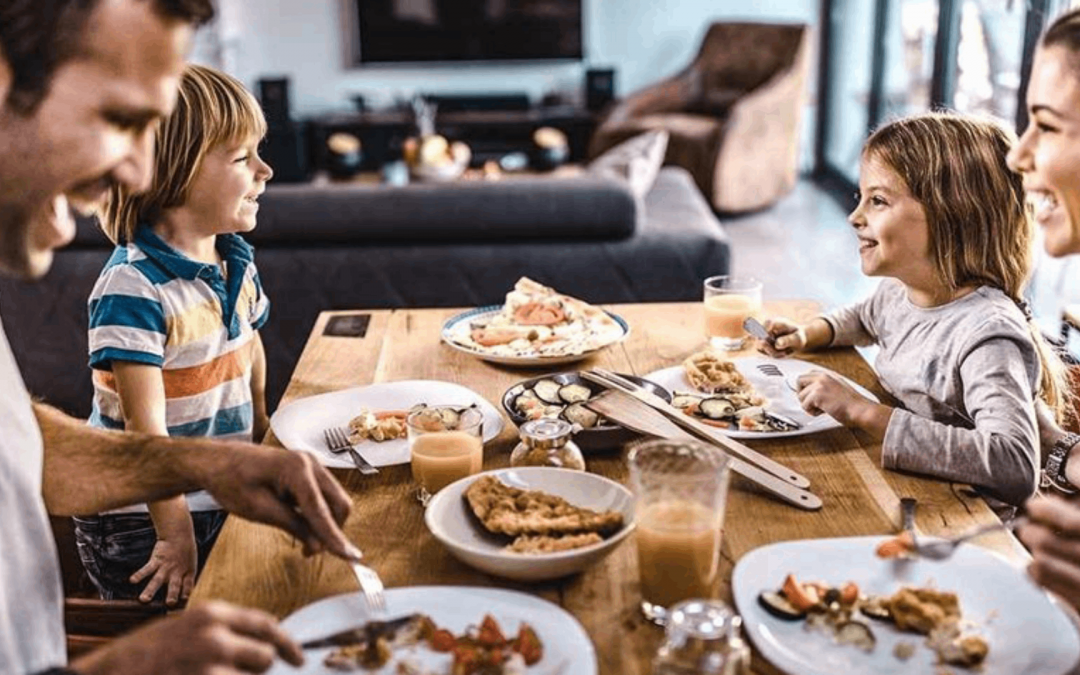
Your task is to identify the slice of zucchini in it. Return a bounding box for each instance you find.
[699,398,736,420]
[533,379,564,404]
[563,403,600,429]
[758,591,805,621]
[558,383,592,404]
[835,620,876,651]
[671,394,704,410]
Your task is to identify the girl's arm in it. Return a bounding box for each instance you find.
[111,361,197,606]
[250,332,269,444]
[880,337,1040,507]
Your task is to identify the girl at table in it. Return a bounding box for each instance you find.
[757,111,1069,512]
[74,64,274,604]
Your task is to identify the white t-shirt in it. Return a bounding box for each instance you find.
[0,317,66,672]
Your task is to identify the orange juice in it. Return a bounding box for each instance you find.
[637,500,722,608]
[704,294,759,339]
[410,431,484,494]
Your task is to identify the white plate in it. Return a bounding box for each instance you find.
[267,586,597,675]
[440,305,630,367]
[644,356,880,439]
[732,536,1080,675]
[425,467,635,582]
[270,380,504,468]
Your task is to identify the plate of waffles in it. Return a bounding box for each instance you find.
[643,354,879,439]
[425,467,635,582]
[441,277,629,366]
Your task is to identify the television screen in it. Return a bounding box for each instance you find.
[356,0,583,64]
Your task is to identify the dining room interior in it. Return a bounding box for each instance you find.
[14,0,1080,673]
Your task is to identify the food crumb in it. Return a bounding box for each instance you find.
[893,641,917,661]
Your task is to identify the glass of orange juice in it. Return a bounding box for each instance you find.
[703,275,762,351]
[407,405,485,506]
[628,439,732,625]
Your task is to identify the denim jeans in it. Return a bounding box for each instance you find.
[72,510,226,600]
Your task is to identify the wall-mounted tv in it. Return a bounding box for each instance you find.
[355,0,583,64]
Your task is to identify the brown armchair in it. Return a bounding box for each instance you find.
[589,22,811,213]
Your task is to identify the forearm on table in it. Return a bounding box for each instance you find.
[800,317,835,351]
[883,409,1038,505]
[37,403,212,516]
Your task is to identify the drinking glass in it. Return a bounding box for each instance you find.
[407,405,484,506]
[628,439,732,625]
[703,275,763,351]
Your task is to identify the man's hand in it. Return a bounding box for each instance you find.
[198,445,360,560]
[1019,495,1080,611]
[70,600,303,675]
[131,537,197,606]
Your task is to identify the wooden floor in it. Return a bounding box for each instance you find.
[724,179,876,313]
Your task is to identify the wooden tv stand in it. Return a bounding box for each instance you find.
[306,105,599,172]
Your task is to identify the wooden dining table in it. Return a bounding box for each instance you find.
[190,300,1028,674]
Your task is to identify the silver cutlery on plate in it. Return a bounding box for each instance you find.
[323,426,380,475]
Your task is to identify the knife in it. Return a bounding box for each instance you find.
[300,613,420,650]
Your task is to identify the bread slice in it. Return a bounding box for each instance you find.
[505,533,604,554]
[464,474,624,537]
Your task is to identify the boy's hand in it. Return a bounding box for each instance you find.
[757,317,806,358]
[131,535,198,606]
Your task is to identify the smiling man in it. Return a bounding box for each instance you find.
[0,2,361,673]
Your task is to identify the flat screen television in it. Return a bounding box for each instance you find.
[355,0,583,64]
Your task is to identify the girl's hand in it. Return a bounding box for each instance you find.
[795,370,874,426]
[130,535,198,606]
[757,317,806,358]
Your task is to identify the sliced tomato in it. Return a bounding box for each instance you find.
[513,624,544,665]
[512,302,566,326]
[430,628,456,652]
[476,614,507,647]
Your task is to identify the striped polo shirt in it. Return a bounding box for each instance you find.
[87,226,270,513]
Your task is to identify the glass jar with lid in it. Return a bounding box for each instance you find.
[652,599,750,675]
[510,418,586,470]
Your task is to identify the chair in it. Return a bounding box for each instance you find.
[50,516,172,659]
[589,22,812,214]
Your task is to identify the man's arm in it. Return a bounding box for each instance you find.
[36,403,360,560]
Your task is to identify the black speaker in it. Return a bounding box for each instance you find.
[585,68,616,112]
[258,77,292,127]
[261,122,308,184]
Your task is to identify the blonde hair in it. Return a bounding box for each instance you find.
[864,111,1070,420]
[100,64,267,244]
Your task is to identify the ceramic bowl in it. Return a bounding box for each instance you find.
[424,467,635,582]
[501,371,670,452]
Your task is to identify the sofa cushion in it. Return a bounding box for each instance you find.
[587,129,669,200]
[251,176,637,246]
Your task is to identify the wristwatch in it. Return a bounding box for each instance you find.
[1043,432,1080,494]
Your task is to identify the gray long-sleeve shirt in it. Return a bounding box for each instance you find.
[822,279,1040,507]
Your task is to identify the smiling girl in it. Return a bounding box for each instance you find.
[74,64,273,604]
[758,112,1069,510]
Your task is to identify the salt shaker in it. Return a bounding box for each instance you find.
[652,599,750,675]
[509,418,585,470]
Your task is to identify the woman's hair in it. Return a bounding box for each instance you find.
[1043,8,1080,70]
[863,111,1070,420]
[100,63,267,244]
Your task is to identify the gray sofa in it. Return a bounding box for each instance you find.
[0,166,729,417]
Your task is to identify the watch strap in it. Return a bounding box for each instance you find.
[1043,432,1080,494]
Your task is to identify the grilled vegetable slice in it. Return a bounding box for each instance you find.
[699,397,736,420]
[860,595,892,621]
[562,403,600,429]
[671,393,704,410]
[835,620,876,652]
[558,383,592,404]
[533,379,563,404]
[758,591,805,620]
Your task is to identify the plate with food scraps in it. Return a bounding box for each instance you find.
[441,305,629,367]
[643,355,879,439]
[267,586,597,675]
[270,380,504,468]
[732,536,1080,675]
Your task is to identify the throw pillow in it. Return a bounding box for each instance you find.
[588,129,669,200]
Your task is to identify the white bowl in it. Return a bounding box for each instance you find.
[425,467,636,582]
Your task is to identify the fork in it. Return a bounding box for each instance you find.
[323,427,379,475]
[909,518,1025,561]
[350,560,387,613]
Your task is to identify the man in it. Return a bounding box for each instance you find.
[0,1,361,673]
